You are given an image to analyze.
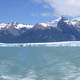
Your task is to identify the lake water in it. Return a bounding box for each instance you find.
[0,43,80,80]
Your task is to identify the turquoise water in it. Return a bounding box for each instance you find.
[0,46,80,80]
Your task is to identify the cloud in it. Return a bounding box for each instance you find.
[34,0,80,16]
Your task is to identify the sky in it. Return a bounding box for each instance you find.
[0,0,54,24]
[0,0,80,24]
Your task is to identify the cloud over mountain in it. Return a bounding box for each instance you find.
[34,0,80,16]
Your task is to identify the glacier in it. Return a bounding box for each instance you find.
[0,41,80,47]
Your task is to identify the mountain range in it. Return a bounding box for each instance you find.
[0,16,80,43]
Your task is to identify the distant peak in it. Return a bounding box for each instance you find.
[10,21,18,25]
[72,17,80,21]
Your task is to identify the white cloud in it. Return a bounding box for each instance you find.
[45,0,80,16]
[34,0,80,16]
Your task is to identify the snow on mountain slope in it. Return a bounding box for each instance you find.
[0,22,34,36]
[0,16,80,36]
[38,23,48,27]
[0,16,80,30]
[47,17,63,27]
[69,18,80,30]
[0,16,80,43]
[0,23,7,29]
[0,22,34,30]
[33,17,66,29]
[16,24,33,30]
[37,16,70,28]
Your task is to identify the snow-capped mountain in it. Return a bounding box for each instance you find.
[0,16,80,43]
[0,21,33,30]
[0,21,34,36]
[0,16,73,30]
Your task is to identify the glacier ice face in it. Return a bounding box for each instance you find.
[0,41,80,47]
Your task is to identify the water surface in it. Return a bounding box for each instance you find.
[0,46,80,80]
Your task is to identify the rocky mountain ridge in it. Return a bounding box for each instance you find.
[0,17,80,43]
